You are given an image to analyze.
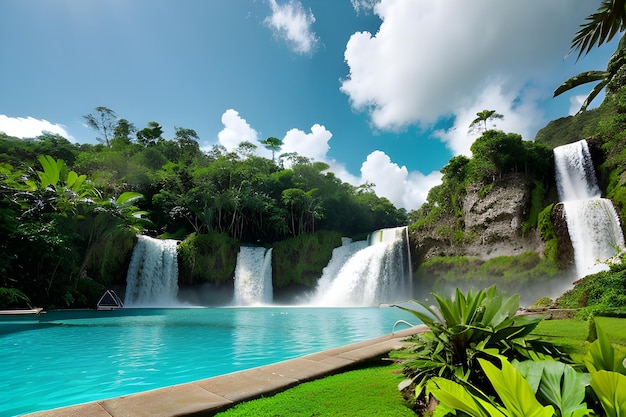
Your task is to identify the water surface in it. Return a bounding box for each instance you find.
[0,307,416,416]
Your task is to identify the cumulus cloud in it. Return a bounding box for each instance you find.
[360,151,442,210]
[281,123,332,162]
[217,109,259,151]
[341,0,593,133]
[434,82,545,156]
[569,95,587,116]
[214,109,436,209]
[0,114,71,140]
[265,0,318,55]
[350,0,380,14]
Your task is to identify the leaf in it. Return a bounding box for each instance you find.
[116,191,144,205]
[427,377,504,417]
[37,154,62,188]
[584,323,626,374]
[534,360,591,417]
[590,370,626,417]
[479,358,555,417]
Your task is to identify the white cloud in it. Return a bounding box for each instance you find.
[360,151,442,210]
[281,123,331,162]
[265,0,318,55]
[217,109,259,151]
[350,0,380,14]
[341,0,595,134]
[569,95,587,115]
[214,110,434,210]
[0,115,71,140]
[434,82,545,156]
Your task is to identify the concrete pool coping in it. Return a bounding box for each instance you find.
[23,324,427,417]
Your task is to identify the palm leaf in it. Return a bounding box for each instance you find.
[553,71,608,97]
[571,0,626,60]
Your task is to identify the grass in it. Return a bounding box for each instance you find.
[214,318,626,417]
[214,361,415,417]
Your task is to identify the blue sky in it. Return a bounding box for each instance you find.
[0,0,617,210]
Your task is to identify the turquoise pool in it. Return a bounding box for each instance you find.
[0,307,417,416]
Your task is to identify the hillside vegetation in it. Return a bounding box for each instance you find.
[0,116,406,309]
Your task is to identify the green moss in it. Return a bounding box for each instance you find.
[415,252,562,301]
[272,230,342,288]
[521,180,546,235]
[556,263,626,309]
[177,232,239,285]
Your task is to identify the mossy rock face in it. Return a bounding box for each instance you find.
[178,232,239,285]
[272,230,342,289]
[551,203,575,270]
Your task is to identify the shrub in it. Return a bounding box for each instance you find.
[395,286,564,414]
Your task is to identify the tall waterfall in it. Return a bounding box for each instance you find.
[554,140,625,277]
[233,246,273,306]
[309,227,412,307]
[125,235,179,306]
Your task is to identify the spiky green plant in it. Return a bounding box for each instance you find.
[395,285,565,411]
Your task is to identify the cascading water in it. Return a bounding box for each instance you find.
[233,246,273,306]
[124,235,179,306]
[554,140,625,277]
[309,227,412,307]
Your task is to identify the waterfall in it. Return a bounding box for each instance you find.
[554,140,625,277]
[309,227,412,307]
[125,235,179,307]
[233,246,273,306]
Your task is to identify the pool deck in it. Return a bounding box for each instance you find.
[22,325,427,417]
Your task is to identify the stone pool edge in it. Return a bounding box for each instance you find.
[22,325,427,417]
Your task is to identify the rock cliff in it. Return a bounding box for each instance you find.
[411,173,544,265]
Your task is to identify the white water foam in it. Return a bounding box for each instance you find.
[233,246,273,306]
[309,227,412,307]
[554,140,625,277]
[125,235,179,306]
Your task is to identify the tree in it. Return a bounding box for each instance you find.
[261,137,282,162]
[83,106,117,147]
[555,1,626,112]
[112,119,136,147]
[468,109,504,134]
[136,121,163,147]
[569,0,626,60]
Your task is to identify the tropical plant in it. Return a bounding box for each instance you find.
[468,109,504,134]
[554,35,626,112]
[395,286,565,413]
[569,0,626,60]
[582,324,626,416]
[428,357,557,417]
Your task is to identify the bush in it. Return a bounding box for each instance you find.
[177,232,239,285]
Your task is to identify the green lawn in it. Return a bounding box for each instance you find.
[215,361,414,417]
[215,318,626,417]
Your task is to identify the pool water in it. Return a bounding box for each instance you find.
[0,307,417,416]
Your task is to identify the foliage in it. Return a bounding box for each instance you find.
[583,324,626,416]
[177,232,239,285]
[1,106,408,307]
[403,288,626,417]
[272,230,341,289]
[415,253,562,304]
[568,0,626,60]
[395,286,564,412]
[468,109,504,134]
[556,259,626,309]
[0,287,32,309]
[554,34,626,113]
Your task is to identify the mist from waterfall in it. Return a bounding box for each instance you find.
[233,246,273,306]
[308,227,412,307]
[554,140,625,277]
[125,235,179,307]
